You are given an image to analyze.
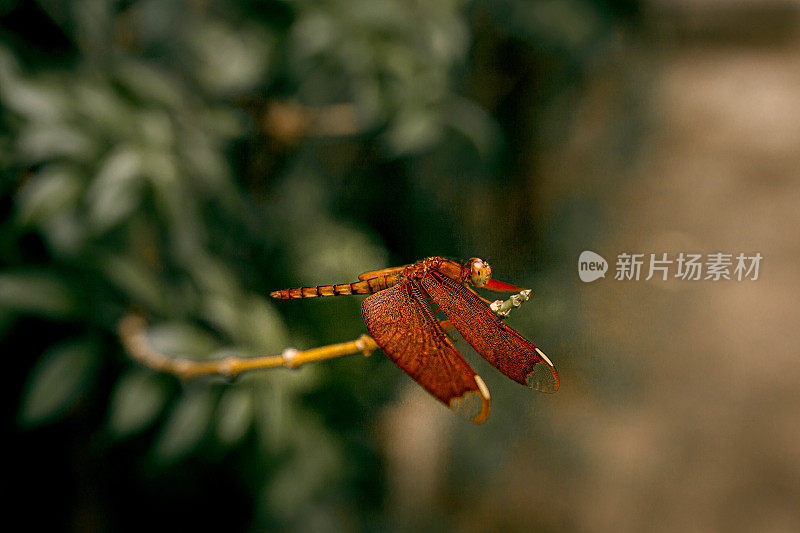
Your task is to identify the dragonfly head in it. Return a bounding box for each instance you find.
[467,258,492,287]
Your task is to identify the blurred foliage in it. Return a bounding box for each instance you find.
[1,0,638,530]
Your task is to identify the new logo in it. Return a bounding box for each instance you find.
[578,251,608,282]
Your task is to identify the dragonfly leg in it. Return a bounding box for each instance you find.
[489,289,532,318]
[463,284,494,305]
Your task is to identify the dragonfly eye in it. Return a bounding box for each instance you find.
[468,258,491,287]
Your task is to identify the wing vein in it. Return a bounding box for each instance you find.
[421,272,559,392]
[361,282,491,420]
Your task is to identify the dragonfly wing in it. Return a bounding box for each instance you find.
[362,282,491,423]
[420,273,559,393]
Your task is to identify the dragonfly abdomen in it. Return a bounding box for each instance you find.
[270,274,401,299]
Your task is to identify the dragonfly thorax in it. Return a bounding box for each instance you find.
[399,257,491,287]
[402,258,438,282]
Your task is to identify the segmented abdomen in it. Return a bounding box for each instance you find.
[270,274,401,299]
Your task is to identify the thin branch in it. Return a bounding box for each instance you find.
[117,314,378,380]
[117,291,528,380]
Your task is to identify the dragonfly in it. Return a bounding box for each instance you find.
[270,256,558,423]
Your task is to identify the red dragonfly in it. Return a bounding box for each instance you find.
[271,256,558,423]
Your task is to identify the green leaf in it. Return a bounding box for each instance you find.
[146,322,220,359]
[15,123,93,163]
[189,22,272,95]
[384,109,441,155]
[0,48,65,121]
[0,271,79,318]
[215,387,252,446]
[236,295,288,354]
[86,146,143,232]
[154,388,215,461]
[102,254,169,315]
[115,59,184,109]
[445,97,501,159]
[18,338,98,426]
[253,376,288,454]
[71,0,114,54]
[16,166,83,226]
[107,370,168,438]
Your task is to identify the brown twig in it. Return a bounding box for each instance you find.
[117,290,528,380]
[117,314,378,380]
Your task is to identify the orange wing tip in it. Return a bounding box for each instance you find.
[449,375,491,424]
[526,347,559,393]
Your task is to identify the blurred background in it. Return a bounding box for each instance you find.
[3,0,799,531]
